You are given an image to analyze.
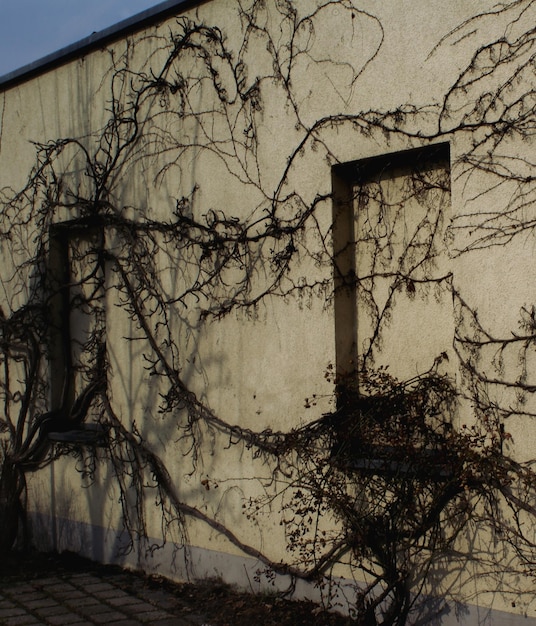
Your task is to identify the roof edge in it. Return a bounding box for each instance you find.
[0,0,205,90]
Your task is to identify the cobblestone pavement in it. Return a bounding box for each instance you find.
[0,568,211,626]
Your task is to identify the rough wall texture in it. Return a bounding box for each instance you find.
[2,1,536,624]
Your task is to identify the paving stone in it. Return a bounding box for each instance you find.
[82,582,116,593]
[25,597,60,610]
[69,575,104,587]
[151,619,193,626]
[43,582,79,594]
[0,607,26,619]
[78,602,117,616]
[121,596,155,613]
[4,616,44,626]
[53,588,87,600]
[65,595,104,607]
[5,584,37,594]
[47,612,90,625]
[92,588,124,599]
[8,591,46,603]
[34,604,71,617]
[32,577,64,586]
[91,610,130,623]
[0,599,18,610]
[107,595,144,607]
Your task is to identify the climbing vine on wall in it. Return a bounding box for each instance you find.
[2,1,536,624]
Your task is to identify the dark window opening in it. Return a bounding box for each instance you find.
[48,217,106,426]
[330,144,454,477]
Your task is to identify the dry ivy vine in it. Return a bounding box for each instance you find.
[2,1,536,624]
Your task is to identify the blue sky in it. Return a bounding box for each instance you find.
[0,0,163,77]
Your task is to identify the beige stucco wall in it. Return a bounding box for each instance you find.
[2,0,536,622]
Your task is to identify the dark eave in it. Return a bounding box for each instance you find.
[0,0,206,91]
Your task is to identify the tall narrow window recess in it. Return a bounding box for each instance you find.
[47,217,107,444]
[331,144,454,476]
[332,143,452,386]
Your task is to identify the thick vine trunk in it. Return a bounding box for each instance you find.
[0,457,25,554]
